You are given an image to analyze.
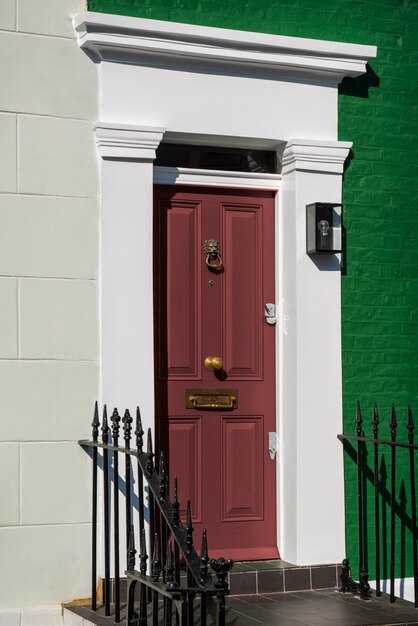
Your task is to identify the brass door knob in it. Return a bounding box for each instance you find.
[204,356,223,372]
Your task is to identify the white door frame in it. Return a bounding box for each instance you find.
[75,12,377,566]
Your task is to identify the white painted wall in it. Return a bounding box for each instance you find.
[0,1,99,622]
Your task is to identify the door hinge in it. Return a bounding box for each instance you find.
[265,303,277,325]
[268,432,278,460]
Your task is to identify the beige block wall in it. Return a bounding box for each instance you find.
[0,0,99,614]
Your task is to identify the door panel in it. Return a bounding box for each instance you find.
[223,204,263,379]
[157,199,201,379]
[165,416,202,522]
[154,185,278,560]
[222,416,263,520]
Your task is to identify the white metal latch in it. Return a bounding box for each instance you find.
[264,303,277,325]
[268,432,278,460]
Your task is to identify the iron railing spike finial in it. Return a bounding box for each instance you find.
[122,408,133,446]
[159,450,167,500]
[128,525,136,571]
[372,401,379,438]
[186,499,194,553]
[111,407,121,441]
[200,528,209,584]
[407,405,415,444]
[355,400,363,437]
[390,404,398,441]
[135,406,144,451]
[139,527,148,575]
[172,476,180,525]
[92,401,100,441]
[102,405,109,443]
[152,532,161,582]
[146,428,154,473]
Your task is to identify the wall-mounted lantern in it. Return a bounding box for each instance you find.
[306,202,342,255]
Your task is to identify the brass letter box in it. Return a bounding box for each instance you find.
[186,389,238,410]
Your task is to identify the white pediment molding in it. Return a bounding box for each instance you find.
[73,12,376,83]
[282,139,353,174]
[96,123,165,160]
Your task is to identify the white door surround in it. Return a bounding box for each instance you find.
[74,12,377,566]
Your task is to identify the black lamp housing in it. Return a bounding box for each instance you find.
[306,202,342,255]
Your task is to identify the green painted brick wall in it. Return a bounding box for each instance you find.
[89,0,418,579]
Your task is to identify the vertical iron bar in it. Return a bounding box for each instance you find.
[217,595,226,626]
[102,406,111,616]
[135,407,145,536]
[127,528,137,626]
[123,410,133,552]
[200,595,206,626]
[159,451,168,583]
[165,541,174,626]
[390,404,397,604]
[355,401,364,581]
[153,533,161,626]
[174,543,180,626]
[91,402,99,611]
[200,530,209,626]
[186,501,195,626]
[186,569,194,626]
[173,477,180,626]
[372,402,381,597]
[180,599,188,626]
[210,559,233,626]
[111,409,121,622]
[140,528,149,625]
[407,407,418,607]
[147,429,155,562]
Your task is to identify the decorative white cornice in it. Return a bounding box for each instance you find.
[281,139,352,175]
[95,123,165,160]
[154,166,281,189]
[73,12,376,83]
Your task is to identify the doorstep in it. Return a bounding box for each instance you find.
[97,561,341,599]
[228,560,340,595]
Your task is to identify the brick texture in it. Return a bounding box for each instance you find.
[89,0,418,579]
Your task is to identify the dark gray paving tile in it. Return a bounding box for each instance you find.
[284,567,311,591]
[311,565,338,589]
[258,570,284,594]
[229,571,257,595]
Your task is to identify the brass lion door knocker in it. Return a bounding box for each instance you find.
[204,239,223,271]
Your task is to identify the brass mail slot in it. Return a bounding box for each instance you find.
[186,389,238,410]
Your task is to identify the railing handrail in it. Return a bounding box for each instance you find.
[338,433,418,451]
[80,437,216,591]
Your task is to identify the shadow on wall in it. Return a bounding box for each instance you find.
[338,63,380,276]
[339,64,380,99]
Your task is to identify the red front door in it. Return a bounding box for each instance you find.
[154,185,278,560]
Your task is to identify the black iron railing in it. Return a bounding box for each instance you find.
[338,401,418,607]
[80,403,234,625]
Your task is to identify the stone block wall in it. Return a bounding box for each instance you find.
[0,0,99,620]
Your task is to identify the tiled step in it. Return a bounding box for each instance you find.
[97,561,341,600]
[228,560,340,595]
